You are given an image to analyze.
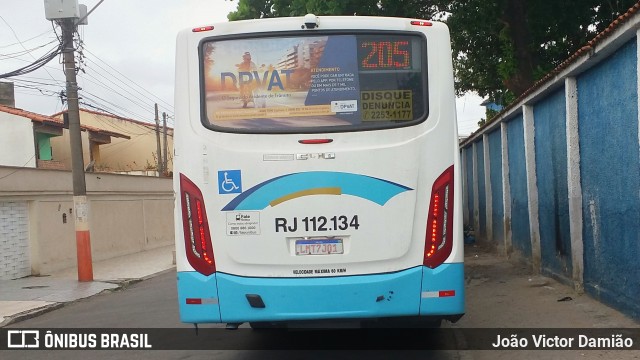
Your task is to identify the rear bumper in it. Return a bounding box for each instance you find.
[177,263,464,324]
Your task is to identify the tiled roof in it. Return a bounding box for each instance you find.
[0,104,130,139]
[52,108,174,130]
[0,104,63,125]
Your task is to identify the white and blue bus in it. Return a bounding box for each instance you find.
[173,14,464,328]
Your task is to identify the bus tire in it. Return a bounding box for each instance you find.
[249,321,281,330]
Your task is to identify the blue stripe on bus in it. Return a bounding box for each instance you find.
[221,171,412,211]
[216,267,422,322]
[420,263,465,316]
[177,264,464,324]
[177,272,221,323]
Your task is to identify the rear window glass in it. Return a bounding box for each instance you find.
[201,33,427,133]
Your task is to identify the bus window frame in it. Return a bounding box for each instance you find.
[197,30,430,135]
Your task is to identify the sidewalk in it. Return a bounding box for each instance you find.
[0,245,175,327]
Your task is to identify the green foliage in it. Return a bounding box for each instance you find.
[225,0,638,105]
[226,0,439,20]
[441,0,638,102]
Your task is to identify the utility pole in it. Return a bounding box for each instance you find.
[162,112,168,176]
[154,103,163,176]
[61,17,93,282]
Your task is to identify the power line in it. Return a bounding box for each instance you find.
[0,29,53,49]
[79,102,155,136]
[0,15,62,82]
[84,56,172,114]
[0,155,37,181]
[0,41,62,79]
[1,18,174,130]
[79,64,158,117]
[78,78,156,121]
[0,39,59,59]
[83,46,173,111]
[12,78,63,88]
[14,84,60,97]
[78,94,159,132]
[15,74,66,86]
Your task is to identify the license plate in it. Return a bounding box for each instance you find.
[295,238,343,256]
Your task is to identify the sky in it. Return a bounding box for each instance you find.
[0,0,483,135]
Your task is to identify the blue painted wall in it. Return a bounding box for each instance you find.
[488,129,504,245]
[577,39,640,318]
[464,146,474,229]
[459,32,640,320]
[534,86,572,282]
[475,139,487,239]
[506,115,531,258]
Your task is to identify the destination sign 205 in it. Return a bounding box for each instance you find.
[275,215,360,233]
[358,38,412,70]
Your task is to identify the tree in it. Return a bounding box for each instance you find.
[442,0,638,102]
[226,0,638,104]
[226,0,437,21]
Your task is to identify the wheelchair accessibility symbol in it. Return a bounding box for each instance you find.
[218,170,242,194]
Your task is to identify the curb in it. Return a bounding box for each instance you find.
[0,267,175,328]
[0,302,65,327]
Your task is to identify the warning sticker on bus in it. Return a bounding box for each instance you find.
[213,105,333,121]
[361,90,413,121]
[226,212,260,236]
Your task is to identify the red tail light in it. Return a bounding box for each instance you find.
[424,165,455,269]
[298,139,333,144]
[411,20,433,27]
[180,174,216,275]
[192,26,214,32]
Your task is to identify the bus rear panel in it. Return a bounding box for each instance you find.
[173,15,464,327]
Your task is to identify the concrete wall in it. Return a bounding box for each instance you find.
[464,146,474,230]
[534,87,572,282]
[460,20,640,319]
[577,39,639,317]
[0,167,174,277]
[0,112,36,168]
[51,110,174,173]
[506,115,532,259]
[50,126,97,169]
[475,138,487,240]
[487,129,504,248]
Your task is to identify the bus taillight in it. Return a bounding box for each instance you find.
[192,26,214,32]
[423,165,455,269]
[180,174,216,275]
[411,20,433,27]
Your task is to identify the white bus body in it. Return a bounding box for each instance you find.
[174,14,464,327]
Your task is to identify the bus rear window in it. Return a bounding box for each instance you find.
[201,33,427,133]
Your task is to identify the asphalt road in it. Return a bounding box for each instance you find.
[2,270,463,359]
[3,244,639,360]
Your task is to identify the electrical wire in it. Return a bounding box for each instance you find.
[0,41,63,79]
[0,155,37,181]
[78,82,152,120]
[82,46,173,111]
[0,29,53,49]
[0,15,62,82]
[79,102,155,136]
[84,56,173,114]
[1,17,175,129]
[79,69,157,118]
[14,84,60,96]
[0,39,59,59]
